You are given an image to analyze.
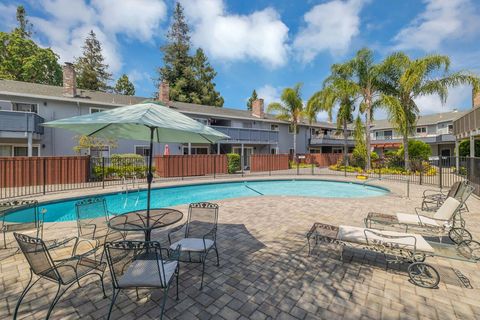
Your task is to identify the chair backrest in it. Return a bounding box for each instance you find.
[447,181,462,198]
[455,181,475,205]
[0,200,39,230]
[434,197,461,221]
[185,202,219,239]
[14,232,60,282]
[75,197,109,237]
[104,241,171,289]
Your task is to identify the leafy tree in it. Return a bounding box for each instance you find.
[378,53,479,170]
[157,2,223,106]
[308,63,358,164]
[347,48,384,170]
[75,30,112,92]
[267,83,305,155]
[397,140,431,161]
[246,89,258,110]
[0,6,62,85]
[15,5,32,38]
[192,48,223,106]
[459,139,480,157]
[114,74,135,95]
[73,135,117,154]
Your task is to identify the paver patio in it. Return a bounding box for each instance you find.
[1,177,480,320]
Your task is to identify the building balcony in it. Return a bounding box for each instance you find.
[309,134,354,146]
[371,133,456,145]
[0,111,44,138]
[211,126,279,144]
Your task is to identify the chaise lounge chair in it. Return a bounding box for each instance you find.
[306,222,480,288]
[421,181,474,212]
[364,197,470,243]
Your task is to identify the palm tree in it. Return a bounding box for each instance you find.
[307,64,358,165]
[267,83,304,156]
[347,48,384,170]
[378,53,480,170]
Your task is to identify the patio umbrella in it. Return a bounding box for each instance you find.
[164,144,170,156]
[43,101,229,238]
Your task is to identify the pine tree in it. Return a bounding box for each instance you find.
[157,2,223,106]
[192,48,223,106]
[15,5,32,38]
[74,30,112,92]
[246,89,258,110]
[114,74,135,95]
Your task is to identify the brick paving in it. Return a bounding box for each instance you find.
[1,177,480,320]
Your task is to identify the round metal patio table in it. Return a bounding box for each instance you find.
[108,208,183,241]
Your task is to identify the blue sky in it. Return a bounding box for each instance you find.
[1,0,480,120]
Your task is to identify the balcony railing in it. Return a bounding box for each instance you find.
[0,111,44,134]
[211,126,278,143]
[309,133,354,145]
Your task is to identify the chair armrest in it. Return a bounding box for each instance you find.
[73,238,100,258]
[167,243,182,261]
[167,223,186,245]
[414,208,448,225]
[44,236,78,250]
[78,223,97,239]
[203,226,217,242]
[422,189,445,198]
[364,229,417,253]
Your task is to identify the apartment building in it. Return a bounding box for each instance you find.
[370,110,465,158]
[0,64,350,167]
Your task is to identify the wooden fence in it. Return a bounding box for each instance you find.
[0,156,90,188]
[155,155,228,177]
[250,154,290,172]
[305,153,346,167]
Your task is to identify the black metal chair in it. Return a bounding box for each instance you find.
[75,197,125,258]
[104,240,181,320]
[13,232,107,320]
[1,200,43,249]
[168,202,219,289]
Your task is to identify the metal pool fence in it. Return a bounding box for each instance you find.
[0,154,479,199]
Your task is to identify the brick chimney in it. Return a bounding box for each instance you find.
[251,98,264,118]
[473,88,480,109]
[158,81,170,105]
[62,63,76,97]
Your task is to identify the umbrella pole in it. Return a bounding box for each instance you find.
[146,126,155,241]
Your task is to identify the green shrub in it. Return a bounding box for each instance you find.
[397,140,431,161]
[289,160,311,168]
[459,140,480,157]
[227,153,240,173]
[92,153,152,180]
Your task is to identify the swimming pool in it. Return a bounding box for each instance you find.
[7,179,389,223]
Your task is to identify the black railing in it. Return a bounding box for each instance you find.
[0,155,479,199]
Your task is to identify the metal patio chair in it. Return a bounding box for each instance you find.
[168,202,220,289]
[75,197,126,258]
[422,181,474,212]
[1,200,43,249]
[104,240,181,320]
[13,232,107,320]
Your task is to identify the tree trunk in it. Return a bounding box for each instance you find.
[365,105,371,170]
[293,123,297,156]
[403,134,409,171]
[343,120,348,166]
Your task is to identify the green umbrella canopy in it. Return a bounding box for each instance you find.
[42,101,229,143]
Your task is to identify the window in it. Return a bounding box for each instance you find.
[183,146,209,155]
[289,148,295,155]
[309,148,321,154]
[0,100,12,111]
[271,148,277,154]
[90,107,107,114]
[416,127,427,134]
[448,124,453,133]
[90,146,110,158]
[242,122,252,128]
[0,145,12,156]
[288,125,299,134]
[13,102,37,113]
[13,146,39,156]
[270,124,279,131]
[332,147,343,154]
[135,146,150,156]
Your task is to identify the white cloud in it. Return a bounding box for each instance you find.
[29,0,167,74]
[127,69,151,86]
[293,0,368,62]
[180,0,289,68]
[414,85,471,114]
[257,84,281,107]
[0,3,19,31]
[393,0,477,51]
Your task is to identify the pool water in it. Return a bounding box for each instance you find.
[8,180,388,223]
